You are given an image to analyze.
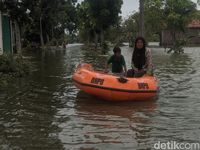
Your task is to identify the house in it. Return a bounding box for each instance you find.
[187,20,200,45]
[161,20,200,46]
[0,11,13,55]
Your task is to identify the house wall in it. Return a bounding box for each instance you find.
[161,28,200,46]
[186,28,200,45]
[161,30,185,46]
[0,12,3,55]
[2,15,12,54]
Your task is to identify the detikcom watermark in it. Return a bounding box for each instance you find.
[154,141,200,150]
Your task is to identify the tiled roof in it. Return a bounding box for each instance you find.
[188,20,200,28]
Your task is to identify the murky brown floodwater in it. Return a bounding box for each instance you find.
[0,44,200,150]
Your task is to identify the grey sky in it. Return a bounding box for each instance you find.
[121,0,139,18]
[78,0,199,18]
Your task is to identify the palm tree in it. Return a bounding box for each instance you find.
[139,0,145,37]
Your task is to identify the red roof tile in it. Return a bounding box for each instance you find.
[188,20,200,28]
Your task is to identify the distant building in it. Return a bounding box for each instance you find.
[187,20,200,45]
[161,20,200,46]
[0,11,13,55]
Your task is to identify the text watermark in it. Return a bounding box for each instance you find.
[154,141,200,150]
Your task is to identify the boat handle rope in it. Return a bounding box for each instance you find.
[117,77,128,83]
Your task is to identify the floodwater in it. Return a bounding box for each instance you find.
[0,44,200,150]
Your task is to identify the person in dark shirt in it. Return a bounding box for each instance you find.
[105,47,127,75]
[127,36,153,77]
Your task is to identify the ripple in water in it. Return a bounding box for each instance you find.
[0,45,200,150]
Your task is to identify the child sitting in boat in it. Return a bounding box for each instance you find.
[105,47,127,76]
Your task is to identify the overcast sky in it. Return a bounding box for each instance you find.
[121,0,199,18]
[78,0,199,18]
[121,0,139,18]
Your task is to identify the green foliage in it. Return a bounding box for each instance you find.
[77,0,94,43]
[167,39,186,53]
[120,12,139,45]
[87,0,123,29]
[0,55,32,77]
[77,0,123,46]
[144,0,165,41]
[0,54,33,88]
[101,42,109,54]
[105,25,123,44]
[1,0,78,47]
[119,0,198,52]
[119,1,164,43]
[0,0,29,24]
[164,0,196,53]
[164,0,196,31]
[192,10,200,19]
[144,0,196,42]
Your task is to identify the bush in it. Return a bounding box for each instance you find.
[0,54,32,77]
[0,54,33,87]
[102,42,109,54]
[167,39,186,54]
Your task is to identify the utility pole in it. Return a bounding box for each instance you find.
[139,0,145,37]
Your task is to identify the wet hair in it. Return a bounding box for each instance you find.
[113,47,121,54]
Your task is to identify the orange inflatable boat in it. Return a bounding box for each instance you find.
[72,63,158,101]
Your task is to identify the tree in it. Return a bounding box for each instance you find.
[139,0,145,37]
[77,1,95,45]
[78,0,123,50]
[0,0,30,55]
[164,0,196,53]
[121,12,139,46]
[23,0,77,46]
[1,0,78,49]
[144,0,165,42]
